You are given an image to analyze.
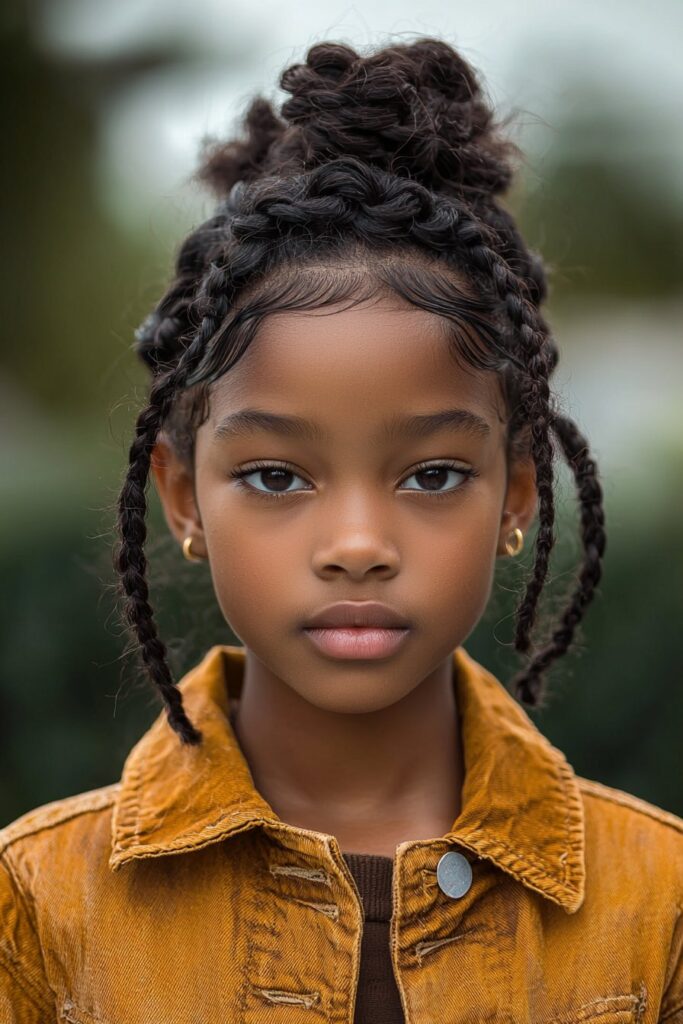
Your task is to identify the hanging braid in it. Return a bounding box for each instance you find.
[116,37,606,742]
[115,258,243,744]
[516,412,607,695]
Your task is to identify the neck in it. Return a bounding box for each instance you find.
[230,652,465,857]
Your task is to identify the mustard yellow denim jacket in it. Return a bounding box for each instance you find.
[1,644,682,1023]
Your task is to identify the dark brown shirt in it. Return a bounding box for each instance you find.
[342,852,405,1023]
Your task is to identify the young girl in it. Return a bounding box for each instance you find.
[1,37,681,1024]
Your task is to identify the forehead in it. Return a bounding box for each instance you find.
[205,297,506,432]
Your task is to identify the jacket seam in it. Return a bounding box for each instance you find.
[578,779,683,834]
[0,791,118,856]
[660,902,683,1020]
[0,951,52,1013]
[555,754,584,889]
[461,832,580,899]
[659,1001,683,1022]
[114,754,147,846]
[0,852,54,1010]
[61,995,113,1024]
[111,815,268,870]
[132,756,145,844]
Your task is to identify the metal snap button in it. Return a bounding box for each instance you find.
[436,850,473,898]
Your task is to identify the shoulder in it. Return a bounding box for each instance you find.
[576,774,683,895]
[0,784,121,1012]
[0,783,119,870]
[577,774,683,838]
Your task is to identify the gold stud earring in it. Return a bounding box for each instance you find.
[504,527,524,557]
[182,535,203,562]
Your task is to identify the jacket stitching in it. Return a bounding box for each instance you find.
[288,896,339,920]
[634,981,648,1024]
[557,759,574,887]
[0,790,117,856]
[659,1000,683,1022]
[389,896,409,1021]
[329,843,354,1024]
[327,885,340,1024]
[414,932,467,962]
[454,834,581,901]
[0,851,53,1006]
[0,949,52,1013]
[130,757,144,844]
[661,903,683,1020]
[255,988,321,1009]
[269,863,333,886]
[133,807,244,841]
[61,996,117,1024]
[110,815,265,869]
[237,937,252,1021]
[544,991,642,1024]
[114,806,259,852]
[578,779,683,835]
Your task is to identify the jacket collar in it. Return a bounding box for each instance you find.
[110,644,585,913]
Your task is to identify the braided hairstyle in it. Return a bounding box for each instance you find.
[114,38,606,745]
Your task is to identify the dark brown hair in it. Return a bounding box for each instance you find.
[114,38,606,744]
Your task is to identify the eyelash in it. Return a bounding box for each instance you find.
[229,459,479,503]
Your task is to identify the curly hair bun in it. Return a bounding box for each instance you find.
[197,38,520,202]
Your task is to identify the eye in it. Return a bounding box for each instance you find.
[229,461,310,500]
[399,460,478,498]
[230,459,478,502]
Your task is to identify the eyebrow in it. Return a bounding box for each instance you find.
[212,407,492,443]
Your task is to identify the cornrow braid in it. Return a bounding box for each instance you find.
[117,153,606,742]
[135,209,232,374]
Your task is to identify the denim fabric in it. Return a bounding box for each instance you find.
[1,643,681,1022]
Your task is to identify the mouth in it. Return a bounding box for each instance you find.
[302,626,411,660]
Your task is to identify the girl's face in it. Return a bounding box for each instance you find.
[152,294,537,714]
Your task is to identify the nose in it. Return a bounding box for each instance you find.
[311,514,400,581]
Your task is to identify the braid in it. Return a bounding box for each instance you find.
[135,211,230,372]
[115,386,201,745]
[118,38,608,738]
[440,217,557,651]
[114,263,234,745]
[115,195,279,744]
[509,412,607,705]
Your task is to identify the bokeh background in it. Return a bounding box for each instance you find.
[2,0,682,825]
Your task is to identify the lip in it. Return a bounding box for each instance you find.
[303,626,411,660]
[301,601,412,629]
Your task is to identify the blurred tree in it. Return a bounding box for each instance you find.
[512,89,683,302]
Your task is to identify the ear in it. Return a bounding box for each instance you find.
[150,433,207,559]
[497,446,538,558]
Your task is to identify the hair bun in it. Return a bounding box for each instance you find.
[196,38,520,203]
[278,38,518,199]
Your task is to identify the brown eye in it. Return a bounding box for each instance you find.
[400,461,476,496]
[230,461,311,499]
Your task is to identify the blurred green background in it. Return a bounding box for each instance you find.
[2,1,682,825]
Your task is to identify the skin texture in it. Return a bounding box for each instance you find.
[151,294,538,857]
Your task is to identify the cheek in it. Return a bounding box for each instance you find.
[201,504,293,623]
[415,496,501,624]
